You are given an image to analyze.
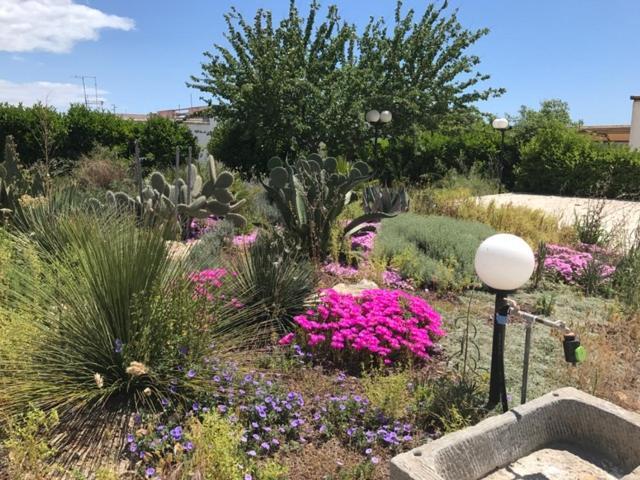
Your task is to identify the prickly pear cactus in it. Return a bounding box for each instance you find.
[100,150,246,239]
[262,154,394,259]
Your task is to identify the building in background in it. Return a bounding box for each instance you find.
[582,96,640,149]
[118,106,217,158]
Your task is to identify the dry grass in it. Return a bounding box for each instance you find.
[561,311,640,412]
[412,187,576,246]
[73,146,128,190]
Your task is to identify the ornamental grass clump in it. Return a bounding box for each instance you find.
[281,289,444,369]
[0,213,253,451]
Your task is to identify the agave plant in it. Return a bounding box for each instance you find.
[222,229,318,336]
[262,154,394,260]
[362,185,410,214]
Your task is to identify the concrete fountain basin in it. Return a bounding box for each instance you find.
[391,387,640,480]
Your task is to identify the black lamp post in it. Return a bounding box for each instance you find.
[366,109,392,182]
[491,118,510,193]
[474,233,535,412]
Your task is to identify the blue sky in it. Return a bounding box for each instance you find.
[1,0,639,124]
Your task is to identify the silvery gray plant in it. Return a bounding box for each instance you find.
[262,153,394,259]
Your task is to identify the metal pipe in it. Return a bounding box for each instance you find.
[521,323,532,404]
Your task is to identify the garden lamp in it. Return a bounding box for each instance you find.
[491,117,510,193]
[474,233,535,412]
[366,109,393,184]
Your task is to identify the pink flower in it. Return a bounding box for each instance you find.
[233,230,258,247]
[278,333,295,346]
[282,288,444,367]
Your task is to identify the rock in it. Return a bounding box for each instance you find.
[331,279,378,296]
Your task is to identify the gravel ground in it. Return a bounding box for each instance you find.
[478,193,640,247]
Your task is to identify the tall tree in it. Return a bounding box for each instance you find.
[190,1,503,176]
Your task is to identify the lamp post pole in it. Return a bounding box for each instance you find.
[488,291,510,412]
[474,233,535,413]
[492,118,510,194]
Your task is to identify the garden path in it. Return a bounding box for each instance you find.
[479,193,640,246]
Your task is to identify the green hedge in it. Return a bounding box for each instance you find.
[514,124,640,198]
[0,103,198,169]
[373,213,495,290]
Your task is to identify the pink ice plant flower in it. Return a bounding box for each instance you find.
[321,262,359,278]
[543,244,615,283]
[233,230,258,247]
[281,288,444,365]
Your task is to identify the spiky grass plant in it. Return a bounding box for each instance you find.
[0,213,257,452]
[221,230,318,337]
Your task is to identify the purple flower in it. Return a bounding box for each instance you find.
[260,442,270,450]
[114,338,123,354]
[170,426,183,441]
[184,441,194,451]
[145,467,156,477]
[126,433,134,443]
[129,442,138,453]
[187,369,197,378]
[247,450,257,457]
[244,475,253,480]
[371,456,380,464]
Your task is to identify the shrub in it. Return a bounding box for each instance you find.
[361,371,412,419]
[3,407,60,479]
[373,213,495,290]
[73,145,128,190]
[281,288,444,369]
[544,244,615,292]
[613,242,640,311]
[412,187,574,246]
[223,230,318,336]
[515,122,640,199]
[186,219,235,269]
[0,214,244,446]
[573,199,611,247]
[184,412,249,480]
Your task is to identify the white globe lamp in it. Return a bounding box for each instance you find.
[492,117,509,131]
[474,233,535,292]
[366,110,380,124]
[380,110,393,123]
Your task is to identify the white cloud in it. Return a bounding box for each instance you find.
[0,78,107,110]
[0,0,134,53]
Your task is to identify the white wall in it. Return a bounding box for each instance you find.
[185,118,217,160]
[630,96,640,150]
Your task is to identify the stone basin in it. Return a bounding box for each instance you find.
[391,388,640,480]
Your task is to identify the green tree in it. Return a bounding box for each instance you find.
[190,0,502,176]
[137,115,199,168]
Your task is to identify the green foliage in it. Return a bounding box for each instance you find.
[190,1,502,174]
[263,154,391,259]
[0,103,198,170]
[413,373,488,434]
[411,183,574,246]
[573,200,610,246]
[362,370,412,419]
[3,407,60,479]
[373,213,495,290]
[224,230,318,336]
[0,214,234,441]
[613,241,640,312]
[534,293,556,316]
[513,101,640,198]
[183,412,248,480]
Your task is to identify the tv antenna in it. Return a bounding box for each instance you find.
[73,75,104,110]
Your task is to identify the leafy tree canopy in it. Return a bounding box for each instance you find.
[189,0,504,176]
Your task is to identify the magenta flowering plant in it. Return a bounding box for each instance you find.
[281,289,444,368]
[543,244,615,284]
[233,230,259,247]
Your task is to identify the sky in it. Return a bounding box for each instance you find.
[1,0,639,125]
